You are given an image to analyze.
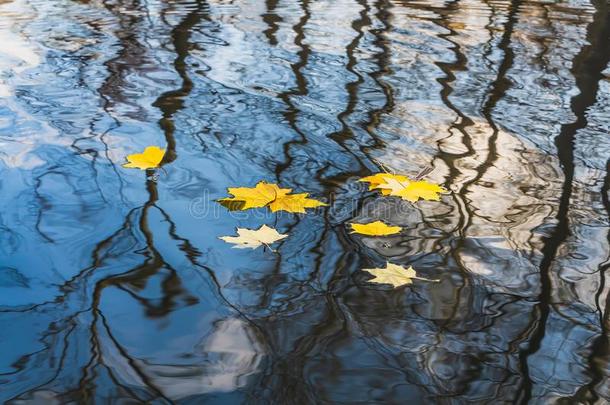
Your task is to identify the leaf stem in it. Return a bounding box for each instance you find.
[413,276,440,283]
[262,242,277,253]
[414,165,433,180]
[373,159,394,175]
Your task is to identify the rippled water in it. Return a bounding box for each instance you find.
[0,0,609,402]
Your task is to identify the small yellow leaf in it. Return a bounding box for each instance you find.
[123,146,165,170]
[268,193,327,213]
[350,220,402,236]
[219,225,287,249]
[448,21,466,30]
[377,178,447,202]
[219,181,291,210]
[362,262,438,288]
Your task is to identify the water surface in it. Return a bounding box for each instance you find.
[0,0,609,403]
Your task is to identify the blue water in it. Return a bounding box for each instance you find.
[0,0,609,402]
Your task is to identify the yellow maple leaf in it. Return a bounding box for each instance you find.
[219,225,287,250]
[218,181,326,213]
[377,177,447,202]
[268,193,327,213]
[218,181,291,210]
[362,262,438,288]
[350,220,402,236]
[358,173,410,195]
[123,146,165,170]
[359,172,447,201]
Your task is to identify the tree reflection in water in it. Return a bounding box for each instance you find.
[0,0,608,403]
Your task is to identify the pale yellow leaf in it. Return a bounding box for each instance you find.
[219,225,287,249]
[362,262,438,288]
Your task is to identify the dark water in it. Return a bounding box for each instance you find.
[0,0,609,403]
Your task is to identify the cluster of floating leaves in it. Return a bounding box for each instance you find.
[123,147,448,289]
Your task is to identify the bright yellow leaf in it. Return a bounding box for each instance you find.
[377,178,447,202]
[350,220,402,236]
[268,193,327,213]
[359,172,447,201]
[359,173,410,195]
[219,225,287,249]
[218,181,326,213]
[362,262,438,288]
[218,181,291,210]
[123,146,165,170]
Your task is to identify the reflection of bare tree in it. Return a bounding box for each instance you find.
[2,0,610,402]
[2,0,254,402]
[326,0,379,176]
[273,0,311,183]
[573,164,610,402]
[520,1,610,402]
[463,0,521,189]
[262,0,281,46]
[386,0,530,395]
[247,0,402,402]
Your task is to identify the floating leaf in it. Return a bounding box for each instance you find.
[219,225,287,250]
[359,172,447,201]
[350,220,402,236]
[219,181,291,210]
[358,173,410,195]
[362,262,439,288]
[377,177,447,202]
[123,146,165,170]
[268,193,327,213]
[218,181,326,213]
